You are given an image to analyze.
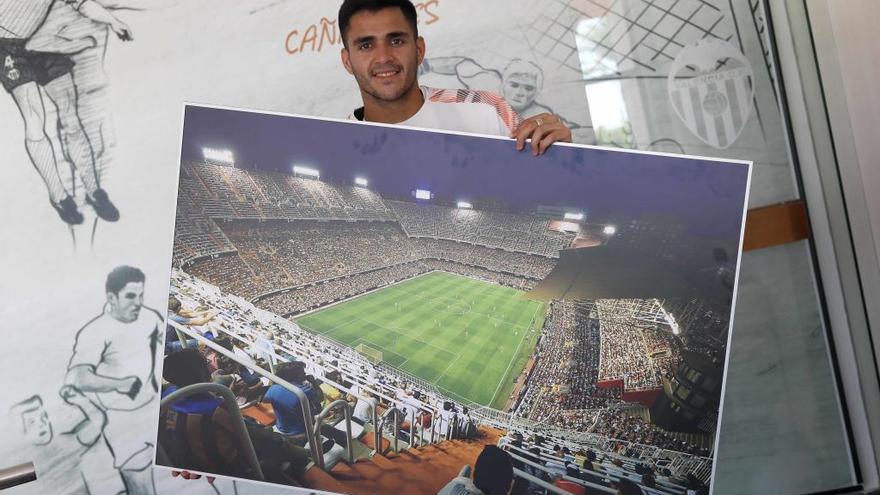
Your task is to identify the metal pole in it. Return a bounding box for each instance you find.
[393,408,399,454]
[312,400,355,467]
[0,462,35,491]
[409,409,415,448]
[161,383,265,481]
[174,328,189,348]
[344,402,355,464]
[372,399,381,456]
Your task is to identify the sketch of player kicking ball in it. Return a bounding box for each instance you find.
[10,386,126,494]
[66,265,164,494]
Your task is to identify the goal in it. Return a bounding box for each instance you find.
[355,343,383,364]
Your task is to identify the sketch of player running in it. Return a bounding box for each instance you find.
[0,0,131,226]
[65,265,164,495]
[9,386,126,495]
[420,56,595,141]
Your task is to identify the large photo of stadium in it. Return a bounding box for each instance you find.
[157,105,750,494]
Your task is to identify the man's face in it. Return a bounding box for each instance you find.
[503,74,539,111]
[21,408,52,446]
[341,7,425,105]
[108,281,144,323]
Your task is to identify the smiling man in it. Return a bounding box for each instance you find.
[339,0,572,155]
[65,265,164,494]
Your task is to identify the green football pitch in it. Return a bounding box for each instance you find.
[295,271,547,409]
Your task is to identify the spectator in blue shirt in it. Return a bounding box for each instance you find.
[264,361,350,450]
[264,361,320,439]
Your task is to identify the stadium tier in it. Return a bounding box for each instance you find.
[166,160,722,489]
[173,161,573,266]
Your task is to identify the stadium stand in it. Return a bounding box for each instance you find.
[167,160,719,492]
[163,270,711,494]
[596,300,683,393]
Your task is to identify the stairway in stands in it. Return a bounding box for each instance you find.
[303,426,505,495]
[625,405,652,422]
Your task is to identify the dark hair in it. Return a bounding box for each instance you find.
[163,349,211,387]
[167,296,182,313]
[616,479,643,495]
[473,445,513,495]
[276,361,306,384]
[106,265,145,294]
[338,0,418,47]
[325,369,341,383]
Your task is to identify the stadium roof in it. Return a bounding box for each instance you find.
[527,243,735,305]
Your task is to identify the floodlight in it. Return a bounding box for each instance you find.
[203,148,234,164]
[564,212,584,221]
[415,189,431,200]
[292,165,320,178]
[603,225,617,235]
[457,201,473,209]
[355,177,368,187]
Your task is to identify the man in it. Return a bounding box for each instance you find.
[165,295,217,353]
[339,0,572,155]
[437,444,514,495]
[9,387,126,495]
[1,0,128,224]
[66,265,163,494]
[263,361,320,443]
[264,361,350,451]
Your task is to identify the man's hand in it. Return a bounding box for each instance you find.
[111,20,133,41]
[116,376,142,398]
[512,113,572,156]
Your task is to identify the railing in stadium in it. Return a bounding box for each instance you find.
[159,382,265,480]
[168,320,463,476]
[468,404,713,484]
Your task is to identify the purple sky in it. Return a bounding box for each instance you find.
[181,105,750,239]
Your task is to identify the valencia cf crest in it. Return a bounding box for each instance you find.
[668,39,754,150]
[4,55,20,81]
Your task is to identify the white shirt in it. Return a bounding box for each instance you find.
[350,86,521,137]
[353,398,373,422]
[68,306,164,412]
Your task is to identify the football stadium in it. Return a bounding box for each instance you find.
[160,115,746,494]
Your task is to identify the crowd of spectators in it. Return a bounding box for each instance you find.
[172,161,572,270]
[591,410,711,457]
[257,262,429,316]
[517,301,619,431]
[596,300,682,392]
[180,218,558,313]
[386,199,574,258]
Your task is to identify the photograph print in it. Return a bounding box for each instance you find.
[156,104,750,495]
